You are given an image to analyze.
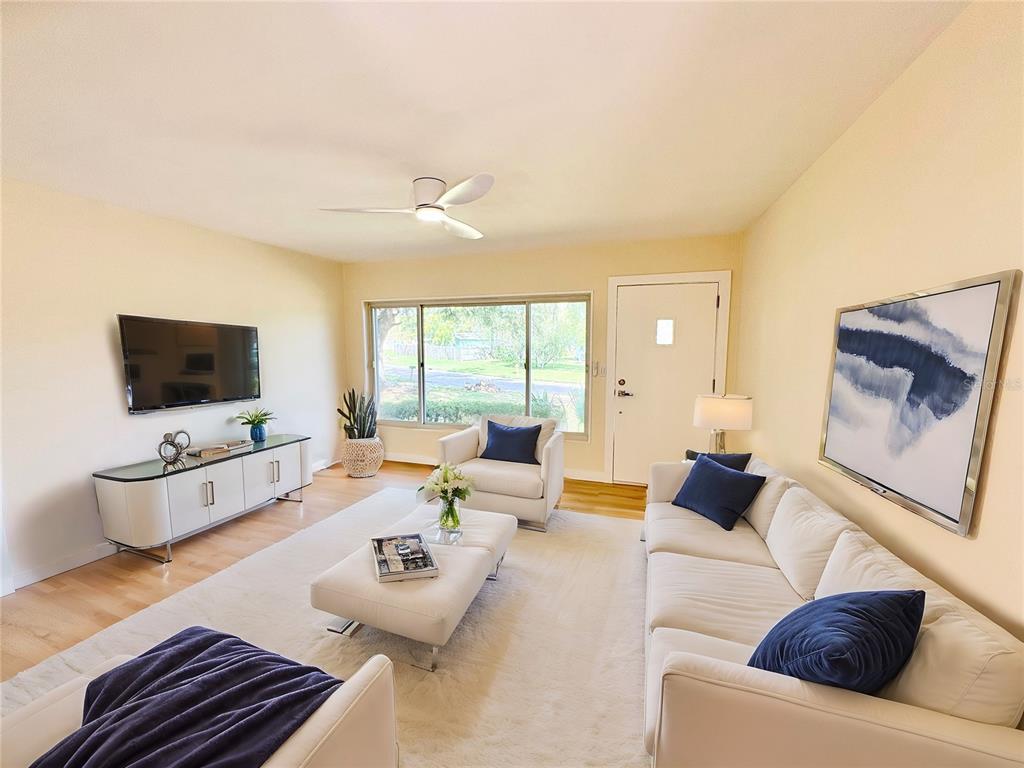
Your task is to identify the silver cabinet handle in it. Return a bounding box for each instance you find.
[275,460,281,483]
[269,461,275,484]
[209,481,216,506]
[202,481,209,507]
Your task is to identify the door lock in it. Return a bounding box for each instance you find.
[616,389,634,397]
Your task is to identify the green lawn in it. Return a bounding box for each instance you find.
[387,355,584,384]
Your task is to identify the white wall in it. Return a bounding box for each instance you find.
[1,179,347,588]
[0,191,10,596]
[735,3,1024,636]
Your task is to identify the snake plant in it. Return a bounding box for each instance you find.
[337,389,377,439]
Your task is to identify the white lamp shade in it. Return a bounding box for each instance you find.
[693,395,753,430]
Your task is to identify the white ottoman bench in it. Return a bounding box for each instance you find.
[310,504,517,670]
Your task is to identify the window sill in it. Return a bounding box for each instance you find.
[376,420,589,441]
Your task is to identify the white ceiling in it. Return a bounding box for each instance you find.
[2,2,963,261]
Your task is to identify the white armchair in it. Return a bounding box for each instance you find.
[438,415,564,531]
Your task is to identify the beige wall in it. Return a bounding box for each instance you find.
[340,235,744,477]
[735,3,1023,635]
[1,179,347,587]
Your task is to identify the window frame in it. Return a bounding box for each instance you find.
[366,293,592,438]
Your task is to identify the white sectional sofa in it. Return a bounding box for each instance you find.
[438,414,564,531]
[644,458,1024,768]
[0,653,399,768]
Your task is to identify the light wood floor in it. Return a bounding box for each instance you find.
[0,462,644,681]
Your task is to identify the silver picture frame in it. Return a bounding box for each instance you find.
[819,270,1018,536]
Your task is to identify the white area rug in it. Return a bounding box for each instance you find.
[1,488,648,767]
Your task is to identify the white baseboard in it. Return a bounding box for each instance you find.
[564,468,611,483]
[384,452,436,466]
[311,459,329,472]
[13,540,117,590]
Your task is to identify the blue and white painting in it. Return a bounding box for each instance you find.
[823,281,1000,523]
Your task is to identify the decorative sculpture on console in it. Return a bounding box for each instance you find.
[157,430,191,465]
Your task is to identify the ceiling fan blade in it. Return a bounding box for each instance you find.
[319,207,413,214]
[441,214,484,240]
[435,173,494,207]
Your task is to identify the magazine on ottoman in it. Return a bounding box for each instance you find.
[371,533,439,582]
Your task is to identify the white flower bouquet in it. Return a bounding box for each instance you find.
[421,463,473,531]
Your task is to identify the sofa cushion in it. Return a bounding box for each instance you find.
[683,451,752,471]
[672,456,766,531]
[742,460,799,539]
[645,501,695,525]
[646,552,803,645]
[477,415,556,464]
[644,628,756,754]
[765,487,858,600]
[480,421,541,465]
[749,590,925,694]
[817,530,1024,727]
[459,458,544,499]
[645,513,776,568]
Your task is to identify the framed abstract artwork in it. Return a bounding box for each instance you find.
[819,270,1017,536]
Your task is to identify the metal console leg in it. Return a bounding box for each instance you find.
[111,540,172,564]
[276,485,304,503]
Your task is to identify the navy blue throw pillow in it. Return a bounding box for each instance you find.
[749,590,926,694]
[672,454,766,530]
[480,421,541,465]
[684,450,752,471]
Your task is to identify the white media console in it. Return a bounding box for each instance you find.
[93,434,312,562]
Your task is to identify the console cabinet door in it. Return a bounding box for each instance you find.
[206,460,246,523]
[166,470,211,537]
[242,453,275,509]
[273,443,302,495]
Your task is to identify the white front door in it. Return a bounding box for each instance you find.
[612,282,720,484]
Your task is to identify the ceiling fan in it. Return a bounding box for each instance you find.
[321,173,494,239]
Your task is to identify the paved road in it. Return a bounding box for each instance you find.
[382,364,582,398]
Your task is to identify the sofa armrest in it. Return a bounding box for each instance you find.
[266,654,398,768]
[0,655,139,768]
[656,651,1024,768]
[647,461,692,503]
[541,431,565,503]
[439,425,479,466]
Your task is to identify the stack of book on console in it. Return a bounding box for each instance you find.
[371,534,439,583]
[187,439,253,459]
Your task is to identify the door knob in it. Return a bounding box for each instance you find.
[616,389,634,397]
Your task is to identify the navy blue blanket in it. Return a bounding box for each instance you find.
[31,626,342,768]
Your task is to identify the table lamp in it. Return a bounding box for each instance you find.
[693,394,753,453]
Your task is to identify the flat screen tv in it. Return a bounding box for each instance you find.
[118,315,260,414]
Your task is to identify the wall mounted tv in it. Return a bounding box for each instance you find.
[118,315,261,414]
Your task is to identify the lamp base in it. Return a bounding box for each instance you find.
[707,430,726,454]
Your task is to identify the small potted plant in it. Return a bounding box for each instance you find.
[236,407,275,442]
[421,463,473,539]
[337,389,384,477]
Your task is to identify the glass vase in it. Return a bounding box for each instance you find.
[438,497,461,532]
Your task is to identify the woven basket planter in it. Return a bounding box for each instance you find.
[342,436,384,478]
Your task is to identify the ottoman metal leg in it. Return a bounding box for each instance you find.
[486,554,505,581]
[411,645,439,673]
[326,618,363,637]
